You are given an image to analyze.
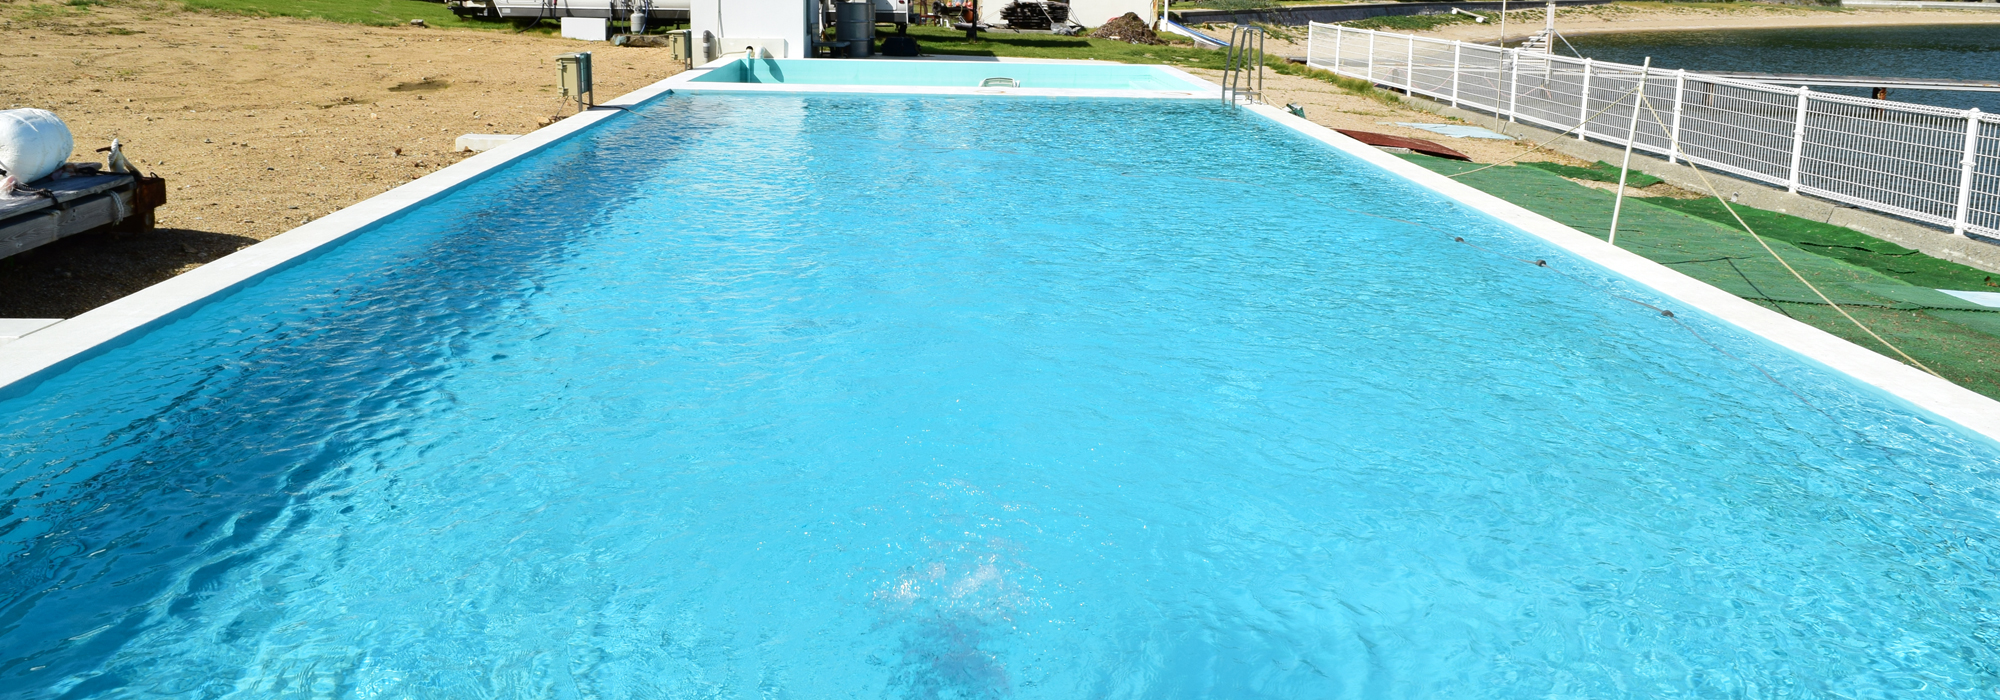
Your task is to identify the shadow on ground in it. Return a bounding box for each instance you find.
[0,228,257,319]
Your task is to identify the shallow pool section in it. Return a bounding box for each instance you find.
[5,94,2000,698]
[691,57,1206,90]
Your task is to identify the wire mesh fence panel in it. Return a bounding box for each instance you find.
[1409,37,1457,99]
[1576,61,1672,152]
[1375,32,1413,90]
[1630,67,1679,155]
[1507,55,1590,135]
[1970,118,2000,239]
[1453,43,1509,113]
[1798,93,1970,227]
[1672,78,1798,187]
[1301,23,2000,240]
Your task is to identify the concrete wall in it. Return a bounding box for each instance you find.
[692,0,808,58]
[1069,0,1156,26]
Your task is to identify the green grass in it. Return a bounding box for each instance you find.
[175,0,546,31]
[1638,197,2000,291]
[1521,160,1664,189]
[1340,12,1484,32]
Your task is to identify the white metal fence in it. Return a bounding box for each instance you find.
[1306,23,2000,241]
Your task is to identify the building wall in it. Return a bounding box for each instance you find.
[1068,0,1154,27]
[691,0,809,59]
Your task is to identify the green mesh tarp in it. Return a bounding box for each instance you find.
[1403,154,2000,399]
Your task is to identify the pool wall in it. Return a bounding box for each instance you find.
[3,58,1998,444]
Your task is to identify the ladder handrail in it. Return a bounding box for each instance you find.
[1221,25,1266,106]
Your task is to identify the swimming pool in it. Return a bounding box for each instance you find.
[691,58,1207,91]
[4,91,2000,697]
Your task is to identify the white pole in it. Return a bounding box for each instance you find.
[1668,69,1685,164]
[1608,57,1652,247]
[1451,41,1462,107]
[1499,0,1508,48]
[1955,108,1983,236]
[1508,47,1520,123]
[1578,58,1592,140]
[1787,87,1810,193]
[1333,25,1343,72]
[1405,35,1415,94]
[1368,31,1376,83]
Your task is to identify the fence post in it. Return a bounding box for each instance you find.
[1451,41,1462,107]
[1307,22,1315,67]
[1405,35,1415,94]
[1956,108,1983,236]
[1578,58,1593,140]
[1508,47,1519,123]
[1367,31,1376,83]
[1332,25,1342,72]
[1668,69,1685,164]
[1787,87,1810,194]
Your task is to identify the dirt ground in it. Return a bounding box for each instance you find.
[0,0,687,317]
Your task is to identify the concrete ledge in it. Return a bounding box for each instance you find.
[454,134,522,153]
[1399,96,2000,275]
[0,319,60,347]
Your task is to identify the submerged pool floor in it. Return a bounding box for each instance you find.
[4,94,1999,698]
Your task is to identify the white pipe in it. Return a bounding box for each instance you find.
[1608,57,1651,246]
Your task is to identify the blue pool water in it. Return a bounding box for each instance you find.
[690,58,1205,90]
[4,93,2000,698]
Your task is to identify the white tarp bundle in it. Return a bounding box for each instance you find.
[0,109,74,188]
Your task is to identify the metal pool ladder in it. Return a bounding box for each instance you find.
[1221,25,1265,105]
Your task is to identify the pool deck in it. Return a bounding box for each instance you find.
[2,56,1997,447]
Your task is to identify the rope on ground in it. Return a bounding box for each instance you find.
[1633,92,1944,379]
[1443,85,1643,181]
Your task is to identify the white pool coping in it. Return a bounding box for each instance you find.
[3,60,1999,449]
[676,55,1219,100]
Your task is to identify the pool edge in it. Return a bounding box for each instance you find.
[0,74,685,401]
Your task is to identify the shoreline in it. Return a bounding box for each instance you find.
[1408,5,2000,44]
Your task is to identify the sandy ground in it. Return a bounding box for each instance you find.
[0,0,686,318]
